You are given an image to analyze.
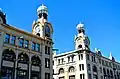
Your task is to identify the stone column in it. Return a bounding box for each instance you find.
[14,46,19,79]
[0,32,4,72]
[65,67,68,79]
[29,54,31,79]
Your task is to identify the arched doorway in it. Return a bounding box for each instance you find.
[31,55,41,79]
[93,65,98,79]
[1,49,16,79]
[17,53,29,79]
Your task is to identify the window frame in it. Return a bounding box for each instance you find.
[11,35,16,45]
[4,33,10,43]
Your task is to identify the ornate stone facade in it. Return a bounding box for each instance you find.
[0,4,53,79]
[53,23,120,79]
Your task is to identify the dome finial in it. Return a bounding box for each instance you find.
[37,4,48,16]
[76,22,84,30]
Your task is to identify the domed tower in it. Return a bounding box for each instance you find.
[0,8,6,24]
[32,4,53,39]
[74,22,90,50]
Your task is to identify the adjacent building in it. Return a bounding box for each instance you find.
[53,23,120,79]
[0,4,53,79]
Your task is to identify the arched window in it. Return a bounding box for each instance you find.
[2,49,16,61]
[69,66,75,73]
[59,68,64,74]
[93,65,98,79]
[36,33,40,36]
[107,69,110,78]
[31,55,41,66]
[110,70,113,76]
[1,49,16,79]
[93,65,97,72]
[103,68,106,75]
[78,45,82,48]
[18,53,29,64]
[45,25,50,37]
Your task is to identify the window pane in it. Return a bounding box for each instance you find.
[4,34,10,43]
[82,64,84,70]
[45,46,47,54]
[19,39,24,47]
[45,58,50,68]
[24,40,29,48]
[11,36,16,45]
[81,54,83,60]
[32,42,36,50]
[45,73,50,79]
[48,47,50,55]
[36,44,40,52]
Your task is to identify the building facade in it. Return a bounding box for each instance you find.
[0,4,53,79]
[53,23,120,79]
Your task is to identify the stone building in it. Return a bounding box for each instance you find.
[0,4,53,79]
[53,23,120,79]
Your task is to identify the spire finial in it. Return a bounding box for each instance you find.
[109,52,112,60]
[42,4,44,6]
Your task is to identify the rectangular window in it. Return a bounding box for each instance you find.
[4,33,10,43]
[71,56,74,62]
[36,44,40,52]
[24,40,29,48]
[19,38,24,47]
[80,74,85,79]
[102,60,104,65]
[79,54,83,60]
[45,58,50,68]
[80,74,82,79]
[83,74,85,79]
[48,47,50,55]
[45,73,50,79]
[82,64,84,70]
[87,64,91,71]
[94,56,96,62]
[79,55,80,60]
[58,59,60,64]
[100,67,102,73]
[87,54,90,60]
[81,54,83,60]
[79,64,84,71]
[68,56,70,62]
[69,75,75,79]
[32,42,36,50]
[99,58,101,64]
[53,61,54,65]
[88,73,92,79]
[45,46,48,54]
[61,58,64,64]
[11,36,16,45]
[45,46,50,55]
[79,64,81,71]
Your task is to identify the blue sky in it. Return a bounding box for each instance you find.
[0,0,120,61]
